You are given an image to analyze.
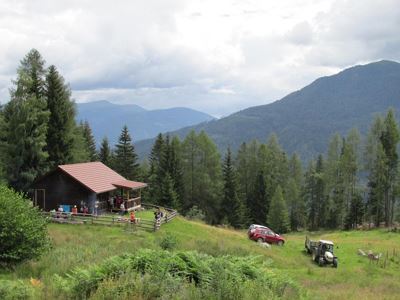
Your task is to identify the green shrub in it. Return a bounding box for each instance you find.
[0,280,34,300]
[185,206,205,221]
[0,185,51,266]
[159,233,178,250]
[54,249,302,299]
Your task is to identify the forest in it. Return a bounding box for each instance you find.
[1,49,399,233]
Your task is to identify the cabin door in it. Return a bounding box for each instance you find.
[35,189,46,209]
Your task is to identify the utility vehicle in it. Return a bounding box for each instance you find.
[305,236,338,268]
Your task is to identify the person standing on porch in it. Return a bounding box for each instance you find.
[120,202,125,215]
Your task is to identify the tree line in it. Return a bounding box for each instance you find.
[1,49,399,232]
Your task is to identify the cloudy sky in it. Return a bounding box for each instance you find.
[0,0,399,117]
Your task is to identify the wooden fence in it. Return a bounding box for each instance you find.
[42,203,177,232]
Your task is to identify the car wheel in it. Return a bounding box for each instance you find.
[257,238,264,243]
[277,241,284,246]
[318,258,324,267]
[333,258,338,268]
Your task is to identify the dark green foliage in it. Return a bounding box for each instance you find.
[4,49,50,191]
[267,186,290,234]
[287,154,305,230]
[82,121,97,162]
[0,185,50,265]
[113,125,139,179]
[250,170,267,225]
[147,133,165,204]
[0,109,6,184]
[98,137,112,167]
[159,233,178,250]
[221,148,245,228]
[181,131,222,223]
[381,109,399,225]
[54,249,300,299]
[45,65,75,168]
[70,123,91,162]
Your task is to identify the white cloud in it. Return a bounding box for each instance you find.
[0,0,399,116]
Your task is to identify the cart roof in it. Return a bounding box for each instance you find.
[319,240,334,245]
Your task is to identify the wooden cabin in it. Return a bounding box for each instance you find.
[31,162,147,214]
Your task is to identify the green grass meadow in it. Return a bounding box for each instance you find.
[1,212,400,299]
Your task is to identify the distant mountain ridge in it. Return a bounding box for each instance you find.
[76,101,215,144]
[135,60,400,160]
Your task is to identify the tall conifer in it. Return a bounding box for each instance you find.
[45,65,75,167]
[113,125,139,179]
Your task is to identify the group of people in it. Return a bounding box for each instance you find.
[107,195,126,214]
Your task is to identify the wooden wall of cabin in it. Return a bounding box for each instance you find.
[32,170,90,211]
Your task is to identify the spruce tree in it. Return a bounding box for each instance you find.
[114,125,139,179]
[71,123,90,162]
[222,148,244,228]
[148,133,165,204]
[45,65,75,168]
[160,172,178,208]
[82,121,97,161]
[381,109,399,226]
[4,49,50,191]
[287,153,305,230]
[267,185,290,233]
[99,137,112,167]
[181,130,222,223]
[251,170,267,225]
[0,109,6,183]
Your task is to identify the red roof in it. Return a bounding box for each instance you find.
[58,162,147,194]
[113,180,147,190]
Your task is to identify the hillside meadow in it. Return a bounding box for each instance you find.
[1,213,400,299]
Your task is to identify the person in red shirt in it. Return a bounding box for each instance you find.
[72,205,78,215]
[130,211,136,224]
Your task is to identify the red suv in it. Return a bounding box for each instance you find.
[248,224,285,246]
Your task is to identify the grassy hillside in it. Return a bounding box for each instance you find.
[1,214,400,299]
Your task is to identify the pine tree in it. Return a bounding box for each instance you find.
[148,133,165,204]
[0,109,6,183]
[250,170,267,225]
[99,137,112,167]
[4,49,50,191]
[113,125,139,179]
[287,153,305,230]
[264,134,289,221]
[325,134,344,228]
[160,172,178,208]
[267,185,290,233]
[45,65,75,168]
[82,121,97,161]
[381,109,399,226]
[340,129,361,226]
[168,136,185,209]
[181,131,222,223]
[71,123,90,162]
[222,148,244,228]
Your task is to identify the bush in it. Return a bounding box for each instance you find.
[159,233,178,250]
[54,249,302,299]
[185,206,205,221]
[0,280,34,300]
[0,185,51,266]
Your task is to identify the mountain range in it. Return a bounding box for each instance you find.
[135,60,400,160]
[76,101,215,144]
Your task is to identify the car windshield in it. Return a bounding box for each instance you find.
[324,244,333,252]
